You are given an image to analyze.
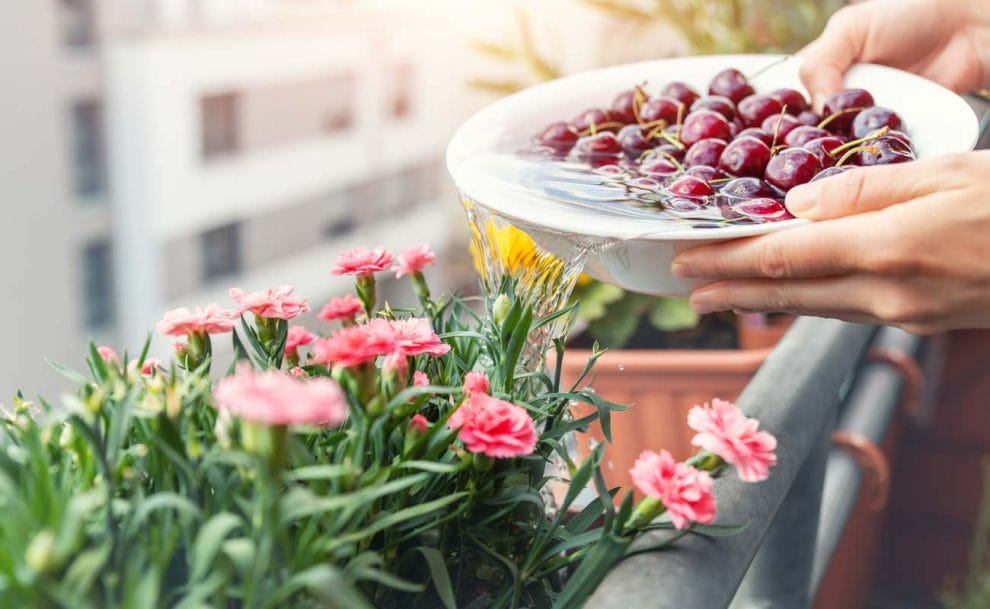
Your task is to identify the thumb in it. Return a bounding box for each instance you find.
[798,5,870,110]
[785,162,940,220]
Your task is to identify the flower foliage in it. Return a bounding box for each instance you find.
[0,244,775,609]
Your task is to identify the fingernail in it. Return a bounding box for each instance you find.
[671,260,694,278]
[689,292,720,315]
[784,185,816,215]
[812,92,826,114]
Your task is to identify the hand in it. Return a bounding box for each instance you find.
[800,0,990,106]
[670,151,990,334]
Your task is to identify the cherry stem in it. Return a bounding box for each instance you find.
[828,126,890,157]
[769,103,789,152]
[580,121,625,137]
[836,144,879,167]
[817,106,865,130]
[632,83,648,124]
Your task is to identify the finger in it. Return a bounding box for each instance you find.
[798,5,871,109]
[671,214,881,280]
[687,276,883,321]
[785,159,946,220]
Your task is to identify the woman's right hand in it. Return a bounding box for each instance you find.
[800,0,990,106]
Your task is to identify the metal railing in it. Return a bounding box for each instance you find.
[587,318,928,609]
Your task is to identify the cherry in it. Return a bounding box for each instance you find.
[639,158,681,178]
[684,138,728,168]
[737,94,784,128]
[784,126,831,147]
[661,81,700,108]
[666,197,707,212]
[733,197,793,222]
[851,106,902,139]
[690,96,736,121]
[796,110,821,126]
[640,96,684,125]
[534,121,578,153]
[887,130,912,148]
[736,127,773,146]
[856,136,915,166]
[761,114,803,142]
[611,89,643,124]
[685,165,726,181]
[802,136,843,168]
[574,131,623,161]
[719,135,772,177]
[571,107,616,133]
[719,176,778,200]
[769,88,809,114]
[680,109,731,146]
[666,174,714,198]
[821,88,874,133]
[764,147,822,191]
[653,142,686,161]
[708,68,755,103]
[617,124,655,158]
[810,166,850,182]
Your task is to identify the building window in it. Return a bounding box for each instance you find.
[201,222,242,281]
[60,0,95,48]
[70,100,106,199]
[81,240,115,330]
[388,64,415,120]
[201,92,241,160]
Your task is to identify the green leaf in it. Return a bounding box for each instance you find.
[45,359,90,385]
[127,492,201,535]
[189,512,243,582]
[585,293,653,348]
[393,460,461,474]
[649,297,701,332]
[263,565,374,609]
[415,546,458,609]
[284,464,355,482]
[280,474,428,523]
[62,539,112,597]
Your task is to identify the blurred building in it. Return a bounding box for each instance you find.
[1,0,478,399]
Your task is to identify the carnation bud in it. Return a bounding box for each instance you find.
[26,529,57,574]
[58,424,73,449]
[165,386,181,419]
[493,294,511,325]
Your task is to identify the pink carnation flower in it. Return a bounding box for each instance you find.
[156,305,239,336]
[229,285,310,320]
[389,318,451,357]
[214,364,348,427]
[630,449,717,530]
[413,371,430,387]
[285,326,317,359]
[463,372,490,395]
[289,367,308,379]
[687,398,778,483]
[140,358,163,376]
[410,414,429,433]
[311,324,395,369]
[97,346,118,363]
[319,294,364,322]
[392,243,437,278]
[383,352,408,377]
[448,393,537,458]
[331,246,393,277]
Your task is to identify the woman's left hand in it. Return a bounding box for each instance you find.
[670,151,990,334]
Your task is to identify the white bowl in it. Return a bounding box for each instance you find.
[447,54,979,296]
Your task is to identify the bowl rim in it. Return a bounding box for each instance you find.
[447,53,979,242]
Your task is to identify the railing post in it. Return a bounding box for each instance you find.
[731,407,834,609]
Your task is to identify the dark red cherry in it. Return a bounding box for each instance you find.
[571,107,615,133]
[802,136,843,168]
[810,166,850,182]
[652,142,686,161]
[761,114,803,142]
[764,147,822,191]
[719,176,778,200]
[737,94,784,128]
[639,96,683,125]
[856,136,916,166]
[733,197,793,222]
[666,197,706,212]
[736,127,773,146]
[534,121,578,153]
[769,88,809,114]
[796,110,822,126]
[719,136,772,177]
[574,132,623,160]
[851,106,902,139]
[886,130,912,148]
[666,174,714,198]
[784,126,831,147]
[661,81,700,108]
[690,96,736,121]
[681,109,731,146]
[708,68,754,104]
[684,138,728,168]
[821,88,874,133]
[611,89,643,124]
[685,165,726,181]
[617,125,655,158]
[640,158,681,178]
